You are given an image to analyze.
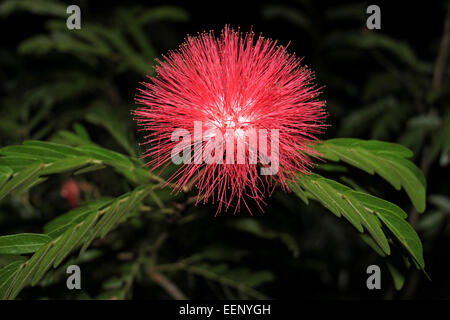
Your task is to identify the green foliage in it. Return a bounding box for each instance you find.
[229,218,300,257]
[0,140,158,195]
[0,185,152,300]
[0,234,51,254]
[0,0,67,18]
[313,139,426,212]
[292,174,424,269]
[15,5,189,75]
[336,33,432,73]
[85,104,136,156]
[0,137,427,297]
[1,0,447,300]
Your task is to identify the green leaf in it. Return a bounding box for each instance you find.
[44,198,112,235]
[30,214,100,286]
[351,192,407,219]
[23,140,86,157]
[40,157,93,175]
[287,180,309,204]
[387,262,406,291]
[429,194,450,213]
[136,5,190,24]
[80,185,150,254]
[0,140,148,199]
[373,205,425,269]
[262,5,312,34]
[293,173,425,270]
[75,145,134,170]
[52,212,99,268]
[74,163,107,175]
[4,241,54,299]
[85,103,136,156]
[360,234,387,257]
[14,177,47,196]
[230,219,300,257]
[51,125,94,147]
[2,185,152,299]
[297,174,390,255]
[89,26,151,74]
[0,0,67,18]
[0,259,26,299]
[79,201,121,254]
[353,192,424,268]
[0,162,44,201]
[185,264,272,299]
[0,233,51,254]
[334,33,431,73]
[313,138,426,212]
[0,145,67,160]
[0,157,41,172]
[0,166,13,188]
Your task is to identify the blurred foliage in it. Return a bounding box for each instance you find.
[0,0,449,300]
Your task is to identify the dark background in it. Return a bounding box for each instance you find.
[0,0,449,299]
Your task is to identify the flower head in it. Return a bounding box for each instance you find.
[61,179,79,208]
[134,26,327,214]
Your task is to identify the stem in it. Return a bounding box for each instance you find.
[118,256,142,300]
[145,267,188,300]
[432,7,450,90]
[403,6,450,299]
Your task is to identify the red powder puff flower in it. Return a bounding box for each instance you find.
[61,179,80,208]
[134,26,327,214]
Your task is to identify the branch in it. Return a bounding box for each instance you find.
[146,267,188,300]
[432,7,450,90]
